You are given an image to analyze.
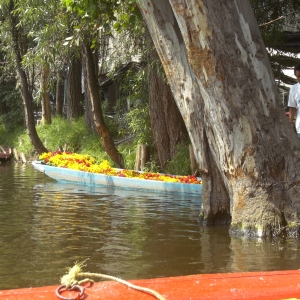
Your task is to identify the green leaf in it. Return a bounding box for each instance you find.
[113,21,120,30]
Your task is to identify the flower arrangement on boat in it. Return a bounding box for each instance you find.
[39,151,202,185]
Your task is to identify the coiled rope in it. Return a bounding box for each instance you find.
[58,261,166,300]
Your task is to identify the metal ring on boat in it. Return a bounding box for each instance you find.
[55,285,85,300]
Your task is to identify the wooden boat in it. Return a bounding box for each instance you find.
[0,146,12,161]
[1,270,300,299]
[31,161,202,195]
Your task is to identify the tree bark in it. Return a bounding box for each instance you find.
[41,65,51,125]
[149,63,189,168]
[138,0,300,237]
[0,99,10,131]
[8,0,47,154]
[82,43,124,168]
[66,57,84,120]
[0,101,8,116]
[82,56,95,130]
[55,71,64,117]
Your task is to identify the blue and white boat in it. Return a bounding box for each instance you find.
[32,161,202,195]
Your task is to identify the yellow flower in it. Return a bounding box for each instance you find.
[39,152,202,185]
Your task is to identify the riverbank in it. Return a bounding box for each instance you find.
[0,117,192,175]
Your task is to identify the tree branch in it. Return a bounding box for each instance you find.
[259,16,284,27]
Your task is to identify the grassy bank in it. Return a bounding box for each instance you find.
[0,116,192,175]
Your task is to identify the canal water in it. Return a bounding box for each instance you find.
[1,162,300,290]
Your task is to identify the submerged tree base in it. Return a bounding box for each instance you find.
[198,210,300,238]
[197,210,231,226]
[229,222,300,238]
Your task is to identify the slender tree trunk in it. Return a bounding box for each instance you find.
[41,65,51,125]
[138,0,300,237]
[82,43,124,168]
[66,57,84,120]
[82,57,95,130]
[55,71,64,117]
[0,101,8,115]
[0,100,9,130]
[9,1,47,154]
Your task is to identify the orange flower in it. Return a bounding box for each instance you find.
[39,152,202,185]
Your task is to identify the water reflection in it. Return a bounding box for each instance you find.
[1,163,300,291]
[229,236,300,272]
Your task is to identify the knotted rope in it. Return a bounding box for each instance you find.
[59,261,166,300]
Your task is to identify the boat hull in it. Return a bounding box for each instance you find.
[32,161,202,195]
[0,146,11,161]
[1,270,300,299]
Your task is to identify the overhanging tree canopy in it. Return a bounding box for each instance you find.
[251,0,300,85]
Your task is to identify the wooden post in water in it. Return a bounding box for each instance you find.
[135,144,150,171]
[20,152,27,163]
[13,148,20,161]
[134,145,142,171]
[140,145,150,171]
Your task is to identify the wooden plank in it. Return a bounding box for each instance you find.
[1,271,300,300]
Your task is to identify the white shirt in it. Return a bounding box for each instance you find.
[288,82,300,133]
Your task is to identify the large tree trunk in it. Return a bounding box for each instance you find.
[9,1,47,154]
[66,57,84,120]
[41,65,51,125]
[82,43,124,168]
[138,0,300,237]
[149,61,189,169]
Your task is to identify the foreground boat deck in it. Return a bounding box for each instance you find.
[1,270,300,299]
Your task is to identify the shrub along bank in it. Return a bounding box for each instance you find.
[0,116,192,175]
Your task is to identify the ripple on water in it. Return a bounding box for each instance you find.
[1,163,300,290]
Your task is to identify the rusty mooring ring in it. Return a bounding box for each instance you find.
[55,285,85,300]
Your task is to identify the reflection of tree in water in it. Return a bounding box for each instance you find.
[97,193,204,280]
[229,236,300,272]
[198,226,300,274]
[198,226,232,274]
[0,163,54,289]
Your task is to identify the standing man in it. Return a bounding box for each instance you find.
[288,64,300,138]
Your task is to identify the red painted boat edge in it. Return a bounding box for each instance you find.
[1,271,300,299]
